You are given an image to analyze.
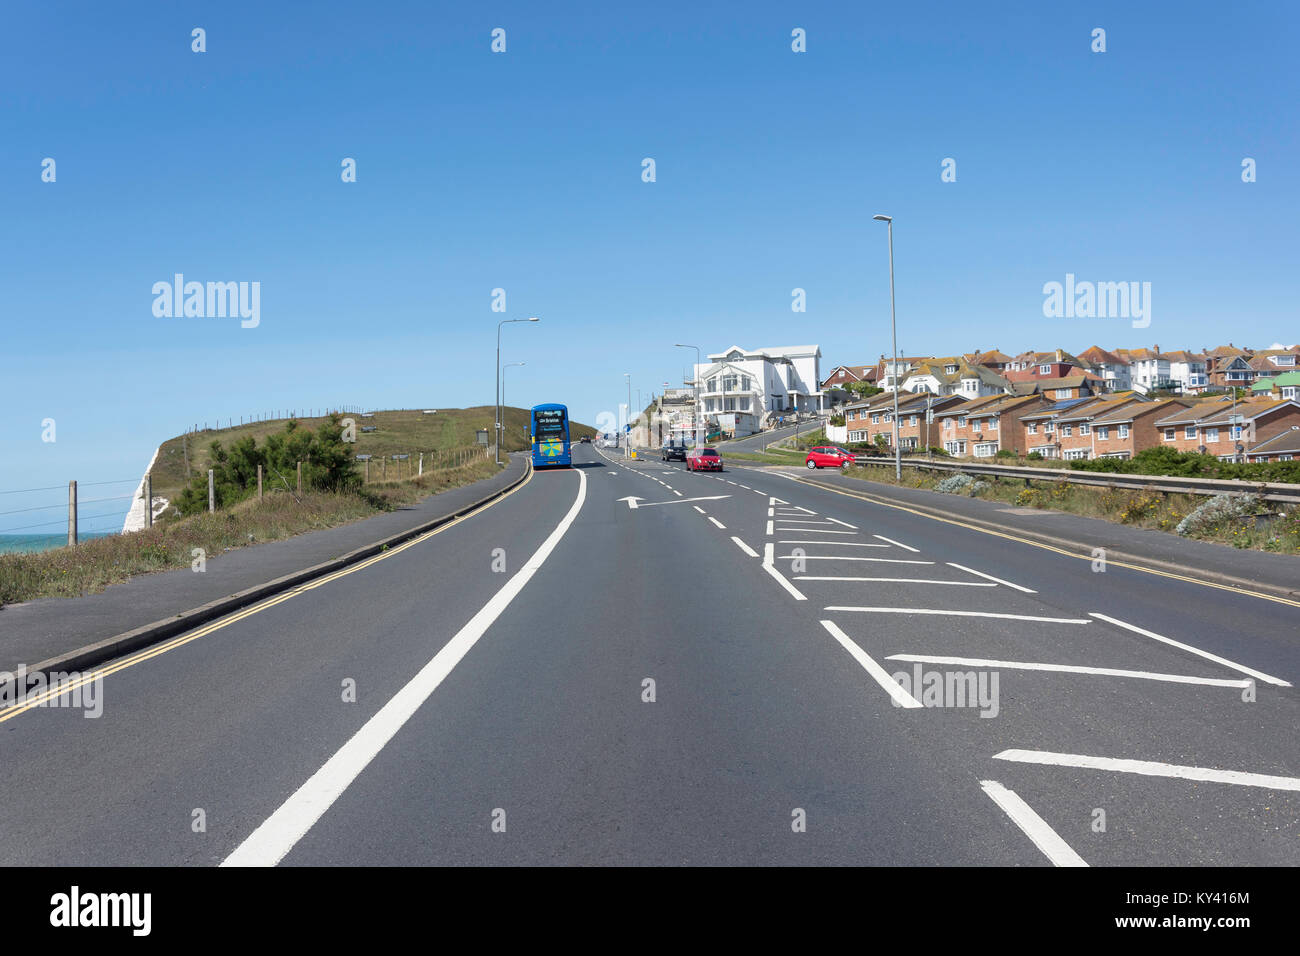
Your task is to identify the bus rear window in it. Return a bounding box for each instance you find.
[533,410,566,438]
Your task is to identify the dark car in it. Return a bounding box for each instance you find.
[661,440,687,461]
[687,448,723,472]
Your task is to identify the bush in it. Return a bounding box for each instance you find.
[935,473,990,496]
[995,449,1015,459]
[1026,451,1043,461]
[1175,493,1264,536]
[1068,446,1300,484]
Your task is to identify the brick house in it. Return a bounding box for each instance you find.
[1084,398,1194,459]
[1153,398,1300,461]
[935,394,1049,457]
[1204,345,1255,391]
[1247,427,1300,462]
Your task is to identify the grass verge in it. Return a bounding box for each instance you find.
[0,457,499,607]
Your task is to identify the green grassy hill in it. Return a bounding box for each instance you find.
[149,406,597,506]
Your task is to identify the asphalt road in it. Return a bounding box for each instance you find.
[1,441,1297,866]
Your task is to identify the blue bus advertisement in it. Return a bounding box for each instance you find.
[531,404,571,467]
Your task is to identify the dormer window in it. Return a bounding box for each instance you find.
[1038,364,1052,375]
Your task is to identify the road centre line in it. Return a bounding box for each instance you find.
[872,535,919,552]
[220,468,589,866]
[708,516,726,529]
[800,577,995,586]
[825,607,1092,624]
[693,506,706,514]
[819,620,921,709]
[947,563,1037,593]
[993,749,1300,792]
[980,781,1088,867]
[732,536,759,557]
[888,654,1254,688]
[1089,612,1290,687]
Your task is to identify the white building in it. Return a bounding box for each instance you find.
[690,345,824,422]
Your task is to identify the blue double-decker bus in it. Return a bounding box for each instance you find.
[530,403,572,467]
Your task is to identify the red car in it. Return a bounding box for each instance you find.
[686,448,724,472]
[805,445,856,470]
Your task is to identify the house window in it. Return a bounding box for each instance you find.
[1079,423,1090,435]
[944,440,967,455]
[957,416,967,427]
[871,413,880,424]
[1118,425,1129,439]
[1204,427,1218,443]
[1274,355,1296,366]
[739,398,750,411]
[1283,388,1297,400]
[1164,428,1175,440]
[945,364,957,374]
[1044,422,1055,433]
[909,415,918,426]
[1027,423,1038,434]
[1061,424,1073,437]
[1185,426,1198,439]
[1055,389,1073,399]
[943,419,953,430]
[1096,426,1109,439]
[974,442,997,457]
[708,377,718,391]
[1038,364,1051,374]
[988,419,998,430]
[1064,449,1090,460]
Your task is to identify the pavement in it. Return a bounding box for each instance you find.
[0,441,1295,866]
[0,453,527,674]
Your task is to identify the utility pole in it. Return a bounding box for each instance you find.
[874,214,902,480]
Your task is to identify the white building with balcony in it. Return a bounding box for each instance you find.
[689,345,824,424]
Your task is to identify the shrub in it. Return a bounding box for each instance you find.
[995,449,1015,459]
[1026,451,1043,461]
[1175,493,1263,536]
[935,473,989,496]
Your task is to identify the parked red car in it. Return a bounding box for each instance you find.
[687,448,724,472]
[805,445,856,470]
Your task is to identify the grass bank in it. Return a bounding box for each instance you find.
[838,462,1300,555]
[0,457,499,606]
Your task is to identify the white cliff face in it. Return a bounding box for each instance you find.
[121,445,166,533]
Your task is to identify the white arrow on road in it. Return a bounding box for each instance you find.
[618,495,731,510]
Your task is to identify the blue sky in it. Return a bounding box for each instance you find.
[2,0,1296,532]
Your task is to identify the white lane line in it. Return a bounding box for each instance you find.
[767,507,774,517]
[980,781,1088,868]
[780,555,933,564]
[766,520,774,536]
[739,484,752,490]
[769,496,778,505]
[801,577,995,586]
[672,490,683,496]
[826,517,857,529]
[1089,612,1291,687]
[947,563,1037,593]
[873,534,919,552]
[222,467,589,867]
[732,536,759,558]
[993,750,1300,793]
[708,516,726,529]
[693,506,706,514]
[776,528,857,534]
[795,506,816,514]
[774,519,838,525]
[726,480,737,485]
[820,620,921,709]
[752,489,765,495]
[825,607,1092,624]
[887,654,1254,689]
[772,497,788,504]
[763,542,806,600]
[779,540,887,548]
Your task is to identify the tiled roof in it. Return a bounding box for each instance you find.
[1154,398,1296,426]
[1248,427,1300,456]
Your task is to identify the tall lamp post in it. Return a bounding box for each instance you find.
[873,215,902,480]
[502,361,525,445]
[496,317,539,465]
[624,373,632,458]
[674,343,701,450]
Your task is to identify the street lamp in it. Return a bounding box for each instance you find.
[873,214,902,480]
[674,344,701,451]
[624,373,631,458]
[497,317,539,465]
[502,361,525,444]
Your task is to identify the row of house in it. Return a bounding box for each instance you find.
[823,343,1300,403]
[842,389,1300,463]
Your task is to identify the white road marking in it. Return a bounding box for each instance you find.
[221,467,590,867]
[801,577,995,586]
[795,506,816,514]
[739,484,751,490]
[1089,613,1291,687]
[819,620,921,709]
[826,517,857,529]
[763,542,806,600]
[767,507,774,517]
[732,536,759,557]
[708,516,726,529]
[825,607,1092,624]
[993,750,1300,792]
[773,518,838,525]
[782,555,933,564]
[980,781,1088,867]
[872,534,919,552]
[693,506,706,514]
[766,520,774,536]
[776,528,857,534]
[673,490,683,496]
[726,480,737,485]
[779,540,887,548]
[946,563,1037,593]
[888,654,1254,688]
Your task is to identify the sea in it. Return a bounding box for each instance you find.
[0,532,119,555]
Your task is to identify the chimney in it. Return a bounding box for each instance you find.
[1055,348,1063,362]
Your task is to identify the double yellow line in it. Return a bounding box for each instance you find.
[0,467,534,725]
[792,474,1300,609]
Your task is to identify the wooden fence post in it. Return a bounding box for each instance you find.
[257,464,263,498]
[208,470,215,513]
[67,480,77,547]
[296,460,302,495]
